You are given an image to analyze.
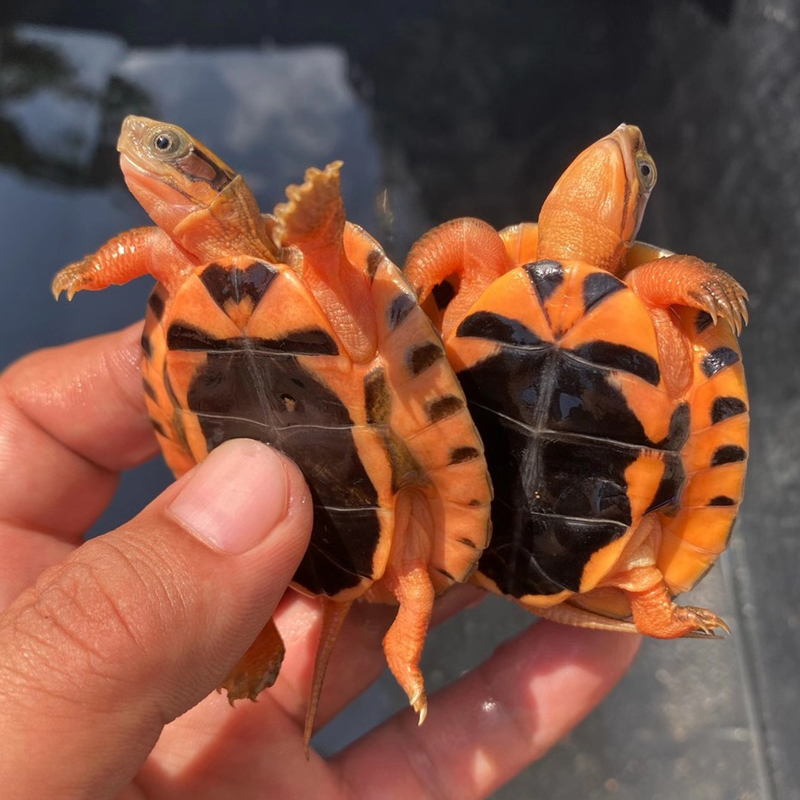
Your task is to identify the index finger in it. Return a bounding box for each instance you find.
[0,322,159,540]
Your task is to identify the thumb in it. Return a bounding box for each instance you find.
[0,439,312,799]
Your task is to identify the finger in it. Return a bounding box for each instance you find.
[0,440,312,800]
[0,322,158,539]
[334,621,641,800]
[0,524,75,610]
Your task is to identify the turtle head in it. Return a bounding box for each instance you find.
[537,124,657,274]
[117,116,272,260]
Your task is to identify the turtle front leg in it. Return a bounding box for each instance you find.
[52,226,194,300]
[625,255,748,334]
[625,255,748,397]
[604,515,730,639]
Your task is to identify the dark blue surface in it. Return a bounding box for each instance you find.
[2,3,799,797]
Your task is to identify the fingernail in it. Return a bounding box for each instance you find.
[167,440,288,554]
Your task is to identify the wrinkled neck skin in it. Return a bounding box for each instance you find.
[537,131,650,276]
[122,164,279,265]
[172,178,280,263]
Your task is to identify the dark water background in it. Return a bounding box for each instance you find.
[1,1,799,797]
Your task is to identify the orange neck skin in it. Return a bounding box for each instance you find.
[537,125,653,276]
[120,155,279,266]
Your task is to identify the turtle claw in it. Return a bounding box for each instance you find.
[673,604,731,639]
[410,687,428,725]
[690,270,749,336]
[52,259,97,301]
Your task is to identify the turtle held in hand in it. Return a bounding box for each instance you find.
[405,124,748,637]
[53,116,492,745]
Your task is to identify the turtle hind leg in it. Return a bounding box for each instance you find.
[379,488,437,724]
[625,577,730,639]
[606,515,730,639]
[220,616,285,701]
[382,561,434,724]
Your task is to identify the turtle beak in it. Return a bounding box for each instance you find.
[117,115,156,154]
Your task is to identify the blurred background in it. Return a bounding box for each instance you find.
[1,1,798,797]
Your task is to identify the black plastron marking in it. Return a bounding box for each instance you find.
[292,506,382,596]
[582,272,625,314]
[460,347,638,597]
[711,444,747,466]
[525,260,564,305]
[407,342,443,376]
[456,310,546,348]
[571,340,661,386]
[167,322,338,356]
[701,346,740,378]
[711,396,747,424]
[182,321,380,596]
[199,261,279,312]
[387,292,416,330]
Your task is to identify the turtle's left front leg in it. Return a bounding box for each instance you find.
[625,255,748,398]
[625,254,748,334]
[52,226,194,300]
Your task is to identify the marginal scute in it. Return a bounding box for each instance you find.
[148,286,166,320]
[426,394,465,423]
[711,396,747,424]
[710,444,747,466]
[387,292,416,330]
[709,495,736,506]
[364,367,391,425]
[366,249,384,279]
[407,342,443,376]
[449,446,480,464]
[701,346,740,378]
[695,309,714,333]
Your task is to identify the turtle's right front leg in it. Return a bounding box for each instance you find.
[52,226,194,300]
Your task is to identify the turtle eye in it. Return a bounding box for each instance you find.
[149,127,189,159]
[636,154,657,192]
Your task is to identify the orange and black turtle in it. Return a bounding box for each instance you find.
[405,124,748,637]
[52,116,492,741]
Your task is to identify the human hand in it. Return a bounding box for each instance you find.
[0,323,640,799]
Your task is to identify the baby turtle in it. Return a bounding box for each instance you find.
[405,124,748,637]
[53,116,492,744]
